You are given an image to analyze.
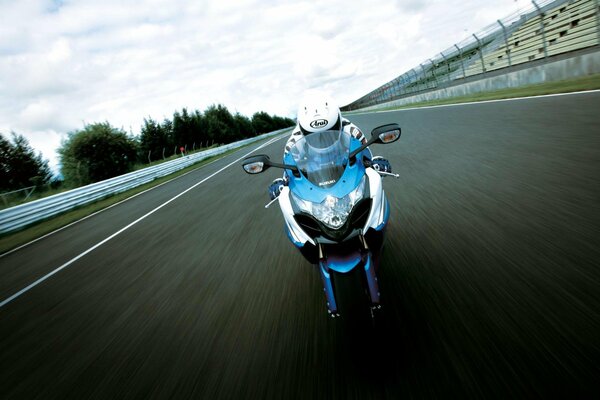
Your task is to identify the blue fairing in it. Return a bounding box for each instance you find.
[363,253,380,303]
[325,251,362,273]
[284,136,369,204]
[319,265,337,312]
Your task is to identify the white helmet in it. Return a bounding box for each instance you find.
[297,91,341,135]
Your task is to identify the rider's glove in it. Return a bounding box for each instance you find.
[268,178,286,200]
[371,156,392,173]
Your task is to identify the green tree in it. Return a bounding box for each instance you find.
[161,118,175,155]
[58,122,138,186]
[251,111,293,134]
[204,104,240,144]
[271,115,295,130]
[172,108,198,152]
[190,110,208,148]
[234,113,255,138]
[0,132,51,191]
[251,111,273,134]
[0,134,11,190]
[139,117,170,163]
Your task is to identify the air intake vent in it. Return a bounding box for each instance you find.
[294,214,321,238]
[350,199,372,229]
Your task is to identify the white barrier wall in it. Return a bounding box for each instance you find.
[357,48,600,112]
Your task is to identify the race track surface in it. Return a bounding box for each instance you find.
[1,92,599,399]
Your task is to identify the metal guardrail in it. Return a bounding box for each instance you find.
[0,128,290,234]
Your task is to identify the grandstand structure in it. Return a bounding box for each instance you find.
[342,0,600,111]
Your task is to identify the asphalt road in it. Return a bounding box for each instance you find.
[1,92,599,399]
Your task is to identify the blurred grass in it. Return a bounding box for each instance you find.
[350,73,600,113]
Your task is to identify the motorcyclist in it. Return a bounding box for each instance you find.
[268,92,392,200]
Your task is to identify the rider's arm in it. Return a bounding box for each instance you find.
[342,119,372,159]
[342,119,368,145]
[284,125,303,155]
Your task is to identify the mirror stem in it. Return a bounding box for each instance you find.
[265,196,279,209]
[377,171,400,178]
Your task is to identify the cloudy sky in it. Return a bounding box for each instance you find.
[0,0,531,173]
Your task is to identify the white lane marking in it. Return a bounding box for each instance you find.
[0,134,287,259]
[0,135,285,308]
[0,159,221,259]
[352,88,600,115]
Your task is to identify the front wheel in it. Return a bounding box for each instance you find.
[331,266,373,330]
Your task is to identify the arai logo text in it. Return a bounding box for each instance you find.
[310,119,328,129]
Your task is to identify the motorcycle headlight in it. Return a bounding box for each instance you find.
[292,176,366,229]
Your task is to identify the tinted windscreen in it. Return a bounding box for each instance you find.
[289,129,350,188]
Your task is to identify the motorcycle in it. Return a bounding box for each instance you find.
[242,123,401,321]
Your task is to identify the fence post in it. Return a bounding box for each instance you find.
[24,186,35,201]
[419,64,430,89]
[394,78,401,97]
[472,34,487,74]
[409,69,418,94]
[429,59,438,87]
[497,19,512,66]
[596,0,600,44]
[440,52,450,83]
[454,44,466,78]
[401,74,409,95]
[532,0,548,58]
[147,150,151,163]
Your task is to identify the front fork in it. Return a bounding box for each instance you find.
[318,235,381,317]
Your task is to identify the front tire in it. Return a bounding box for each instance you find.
[331,266,372,330]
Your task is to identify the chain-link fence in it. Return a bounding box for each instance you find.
[0,183,69,210]
[343,0,600,111]
[0,186,37,209]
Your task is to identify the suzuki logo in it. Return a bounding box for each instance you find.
[310,119,328,129]
[318,180,336,186]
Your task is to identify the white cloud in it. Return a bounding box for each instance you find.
[19,100,67,132]
[0,0,527,175]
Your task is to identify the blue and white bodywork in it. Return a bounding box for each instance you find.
[242,123,400,318]
[278,129,392,316]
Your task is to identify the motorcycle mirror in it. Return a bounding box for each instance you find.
[242,154,300,175]
[242,155,271,174]
[349,123,402,161]
[371,124,401,144]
